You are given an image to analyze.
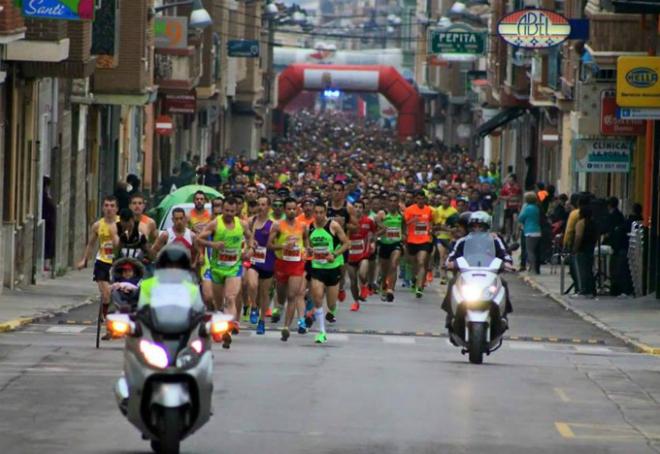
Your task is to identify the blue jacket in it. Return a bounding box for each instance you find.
[518,203,541,235]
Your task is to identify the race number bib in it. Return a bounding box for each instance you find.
[251,246,267,265]
[101,241,114,257]
[312,246,329,264]
[349,239,364,256]
[282,245,302,262]
[414,222,428,236]
[217,248,239,267]
[385,227,401,241]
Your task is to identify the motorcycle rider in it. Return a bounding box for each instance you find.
[442,211,513,331]
[138,245,204,314]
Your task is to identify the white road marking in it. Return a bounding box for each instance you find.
[45,326,87,334]
[382,336,416,345]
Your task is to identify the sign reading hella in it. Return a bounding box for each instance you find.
[22,0,95,20]
[497,9,570,49]
[303,69,380,91]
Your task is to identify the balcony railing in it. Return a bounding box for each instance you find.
[155,43,203,93]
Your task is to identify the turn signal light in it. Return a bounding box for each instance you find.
[107,320,131,337]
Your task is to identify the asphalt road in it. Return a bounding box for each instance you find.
[1,276,660,454]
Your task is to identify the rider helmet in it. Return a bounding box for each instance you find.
[155,245,192,270]
[468,211,492,230]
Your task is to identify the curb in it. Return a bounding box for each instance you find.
[0,297,98,334]
[519,275,660,355]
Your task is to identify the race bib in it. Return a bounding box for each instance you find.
[251,246,267,265]
[349,239,364,256]
[282,245,302,262]
[101,241,114,257]
[414,222,428,236]
[217,248,239,267]
[385,227,401,240]
[312,246,329,264]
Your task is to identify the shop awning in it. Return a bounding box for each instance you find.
[476,108,524,138]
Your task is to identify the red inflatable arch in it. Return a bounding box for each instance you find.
[277,63,423,139]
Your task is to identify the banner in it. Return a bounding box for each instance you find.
[20,0,95,21]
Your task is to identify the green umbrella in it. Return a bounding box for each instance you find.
[149,185,222,226]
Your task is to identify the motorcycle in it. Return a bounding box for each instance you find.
[106,269,233,454]
[448,233,511,364]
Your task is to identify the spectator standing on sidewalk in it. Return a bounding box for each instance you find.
[563,193,583,293]
[572,205,598,298]
[604,197,633,297]
[518,192,542,274]
[500,174,522,242]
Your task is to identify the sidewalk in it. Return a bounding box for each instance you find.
[520,265,660,354]
[0,270,97,332]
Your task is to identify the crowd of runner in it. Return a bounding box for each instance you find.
[81,111,522,346]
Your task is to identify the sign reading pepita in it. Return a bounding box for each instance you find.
[429,23,486,55]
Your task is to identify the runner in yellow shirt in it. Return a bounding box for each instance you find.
[432,194,458,285]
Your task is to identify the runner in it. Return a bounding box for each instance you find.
[188,191,212,233]
[307,200,350,343]
[76,195,120,323]
[269,195,287,323]
[326,181,356,303]
[432,194,458,285]
[245,196,276,335]
[116,208,151,262]
[197,197,252,323]
[193,195,222,310]
[403,190,434,298]
[129,193,158,243]
[267,197,310,341]
[346,200,377,312]
[376,193,404,302]
[152,207,198,263]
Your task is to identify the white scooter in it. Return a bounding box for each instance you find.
[448,234,510,364]
[106,269,233,454]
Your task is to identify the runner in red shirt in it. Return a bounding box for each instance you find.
[500,174,522,242]
[346,201,377,312]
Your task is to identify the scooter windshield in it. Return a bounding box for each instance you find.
[462,232,496,267]
[148,270,204,334]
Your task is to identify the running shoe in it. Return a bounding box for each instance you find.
[315,332,328,344]
[360,285,370,300]
[249,308,259,324]
[386,292,395,302]
[338,289,346,302]
[256,320,266,335]
[229,320,240,335]
[281,328,290,342]
[222,332,232,349]
[265,307,273,317]
[297,318,308,334]
[241,311,249,323]
[305,312,315,328]
[271,307,281,324]
[350,302,360,312]
[325,311,336,323]
[380,293,388,302]
[415,288,423,299]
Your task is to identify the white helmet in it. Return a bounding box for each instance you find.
[469,211,492,229]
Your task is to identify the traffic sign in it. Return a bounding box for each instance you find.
[429,23,486,55]
[617,107,660,120]
[228,40,260,58]
[156,115,173,136]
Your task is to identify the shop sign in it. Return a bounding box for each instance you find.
[20,0,94,21]
[600,89,645,135]
[429,23,486,55]
[616,56,660,107]
[573,139,633,173]
[617,107,660,120]
[228,40,260,58]
[497,9,570,49]
[155,17,188,50]
[155,115,173,136]
[165,94,196,114]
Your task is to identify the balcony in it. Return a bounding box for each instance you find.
[156,39,203,94]
[0,0,26,43]
[585,0,654,53]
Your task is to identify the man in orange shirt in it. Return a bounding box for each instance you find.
[403,190,434,298]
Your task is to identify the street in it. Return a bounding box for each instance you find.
[1,277,660,454]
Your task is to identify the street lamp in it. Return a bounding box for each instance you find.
[153,0,212,29]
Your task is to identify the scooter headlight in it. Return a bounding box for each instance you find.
[461,284,482,302]
[139,340,169,369]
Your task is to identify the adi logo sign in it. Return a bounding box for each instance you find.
[18,0,95,21]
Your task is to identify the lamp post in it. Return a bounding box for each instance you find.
[154,0,212,28]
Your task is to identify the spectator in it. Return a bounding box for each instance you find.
[604,197,632,296]
[550,194,569,228]
[500,174,522,242]
[572,205,598,298]
[518,191,542,274]
[42,176,56,272]
[536,182,550,214]
[479,182,497,213]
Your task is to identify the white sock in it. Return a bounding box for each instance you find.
[316,308,325,333]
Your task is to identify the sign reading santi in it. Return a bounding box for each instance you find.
[497,9,570,49]
[21,0,95,21]
[617,57,660,107]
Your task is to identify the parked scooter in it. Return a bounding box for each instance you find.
[106,268,232,454]
[448,233,512,364]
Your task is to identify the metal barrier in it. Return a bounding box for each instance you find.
[628,221,645,297]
